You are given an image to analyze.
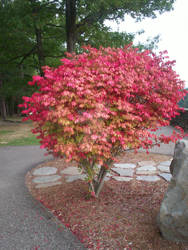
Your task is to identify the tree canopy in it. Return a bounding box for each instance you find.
[64,0,175,52]
[0,0,176,119]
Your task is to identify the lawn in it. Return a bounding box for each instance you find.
[0,117,39,146]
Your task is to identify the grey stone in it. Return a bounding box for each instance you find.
[113,163,136,169]
[104,176,110,182]
[106,172,113,177]
[65,174,86,183]
[35,181,62,188]
[60,167,81,175]
[160,160,172,166]
[157,139,188,243]
[112,176,132,181]
[157,165,170,173]
[159,173,171,182]
[136,166,156,175]
[33,166,57,176]
[138,161,155,167]
[136,175,160,182]
[111,167,134,177]
[32,175,61,184]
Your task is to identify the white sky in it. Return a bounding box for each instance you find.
[105,0,188,88]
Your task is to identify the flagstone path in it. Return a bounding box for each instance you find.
[31,159,173,188]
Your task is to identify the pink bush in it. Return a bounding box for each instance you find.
[20,45,187,197]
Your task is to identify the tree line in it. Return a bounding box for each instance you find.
[0,0,176,120]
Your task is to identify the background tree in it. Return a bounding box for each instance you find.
[0,0,33,118]
[0,0,176,119]
[63,0,175,52]
[0,0,64,119]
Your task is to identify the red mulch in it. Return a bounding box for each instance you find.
[26,152,188,250]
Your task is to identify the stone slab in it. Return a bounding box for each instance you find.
[138,161,155,167]
[104,176,110,182]
[111,168,134,177]
[160,160,172,166]
[159,173,171,182]
[106,173,113,177]
[113,163,136,169]
[61,167,81,175]
[137,166,156,171]
[157,165,170,173]
[32,175,61,184]
[112,176,133,181]
[35,181,62,188]
[65,174,86,183]
[33,166,57,176]
[136,166,156,175]
[136,175,160,182]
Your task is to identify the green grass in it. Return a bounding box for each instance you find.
[0,135,40,146]
[0,117,40,146]
[0,130,14,135]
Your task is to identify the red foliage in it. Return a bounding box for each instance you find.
[19,45,187,194]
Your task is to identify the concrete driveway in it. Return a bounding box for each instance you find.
[139,126,188,155]
[0,146,85,250]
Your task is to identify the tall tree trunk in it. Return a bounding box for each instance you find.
[0,78,7,120]
[9,97,15,116]
[35,27,45,75]
[0,98,7,120]
[30,0,46,75]
[66,0,76,53]
[19,64,24,79]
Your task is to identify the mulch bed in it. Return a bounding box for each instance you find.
[26,152,188,250]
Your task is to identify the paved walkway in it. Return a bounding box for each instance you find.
[29,159,173,191]
[139,126,179,155]
[0,146,85,250]
[29,127,179,189]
